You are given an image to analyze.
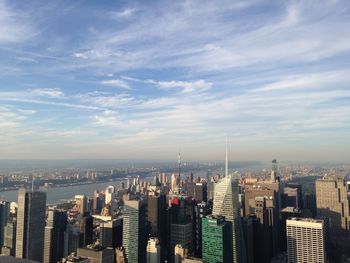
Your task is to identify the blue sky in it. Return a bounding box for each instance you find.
[0,0,349,162]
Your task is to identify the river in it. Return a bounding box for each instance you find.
[0,178,135,204]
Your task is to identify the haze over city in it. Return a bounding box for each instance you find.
[0,0,349,162]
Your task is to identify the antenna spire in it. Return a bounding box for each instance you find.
[31,170,35,191]
[178,150,181,178]
[225,137,228,177]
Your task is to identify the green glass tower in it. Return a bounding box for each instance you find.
[202,215,232,263]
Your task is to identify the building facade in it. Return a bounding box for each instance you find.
[15,189,46,262]
[286,218,326,263]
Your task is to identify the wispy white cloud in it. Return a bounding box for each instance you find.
[253,70,350,92]
[30,88,64,98]
[158,80,212,93]
[101,79,130,89]
[0,1,35,44]
[111,7,137,18]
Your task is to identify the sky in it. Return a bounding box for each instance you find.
[0,0,349,162]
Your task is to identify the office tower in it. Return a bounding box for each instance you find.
[194,183,207,203]
[212,174,242,263]
[1,217,16,256]
[43,209,67,263]
[171,174,179,192]
[0,201,9,253]
[100,217,123,248]
[245,196,279,263]
[75,195,89,215]
[193,202,206,258]
[64,222,80,256]
[93,191,104,213]
[147,194,166,258]
[77,244,115,263]
[148,194,166,237]
[270,159,278,182]
[303,193,316,217]
[167,195,194,260]
[280,207,301,252]
[316,176,350,246]
[245,183,280,256]
[105,186,115,205]
[242,215,259,263]
[147,237,160,263]
[122,198,148,263]
[286,218,326,263]
[170,223,192,257]
[201,216,232,263]
[186,182,196,199]
[79,213,93,247]
[283,183,302,209]
[16,189,46,262]
[207,181,214,201]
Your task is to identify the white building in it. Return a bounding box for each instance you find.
[286,218,326,263]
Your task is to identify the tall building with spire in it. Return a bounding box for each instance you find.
[212,141,243,263]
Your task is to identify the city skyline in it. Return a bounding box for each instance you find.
[0,0,349,162]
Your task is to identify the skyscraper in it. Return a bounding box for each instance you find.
[75,195,89,215]
[79,212,93,247]
[43,208,67,263]
[316,175,350,248]
[316,176,350,236]
[0,201,9,253]
[201,215,232,263]
[212,142,243,263]
[193,202,207,258]
[283,183,302,209]
[122,198,148,263]
[147,237,161,263]
[100,217,123,248]
[147,194,166,260]
[286,218,326,263]
[16,189,46,262]
[212,174,242,263]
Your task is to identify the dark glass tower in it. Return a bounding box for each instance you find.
[15,189,46,262]
[43,208,67,263]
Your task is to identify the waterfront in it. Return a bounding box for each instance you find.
[0,178,134,204]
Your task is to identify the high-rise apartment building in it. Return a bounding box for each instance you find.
[16,189,46,262]
[212,174,243,263]
[122,198,148,263]
[201,215,232,263]
[286,218,326,263]
[43,208,67,263]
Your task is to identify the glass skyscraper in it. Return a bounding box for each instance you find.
[15,189,46,262]
[202,215,232,263]
[212,174,243,263]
